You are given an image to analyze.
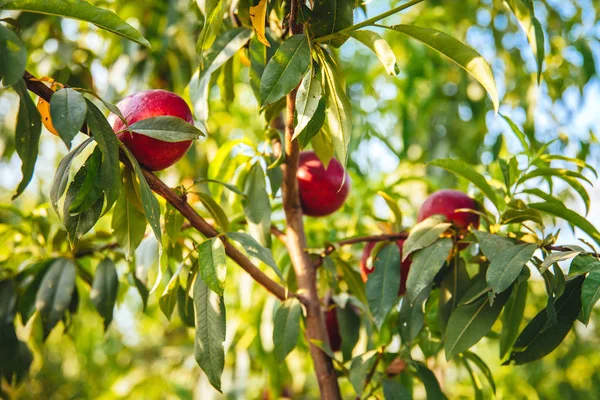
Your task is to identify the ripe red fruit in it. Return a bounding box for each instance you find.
[296,151,350,217]
[417,189,480,232]
[360,240,411,296]
[108,89,194,171]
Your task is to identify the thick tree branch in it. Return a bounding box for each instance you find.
[23,71,289,302]
[280,3,342,398]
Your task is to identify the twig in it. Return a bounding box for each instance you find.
[23,71,289,302]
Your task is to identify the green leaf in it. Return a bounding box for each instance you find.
[382,379,411,400]
[500,208,544,226]
[35,258,76,338]
[111,168,146,259]
[132,274,149,312]
[120,144,162,242]
[504,0,545,83]
[403,215,451,261]
[414,361,447,400]
[193,178,244,196]
[499,274,528,359]
[297,94,327,149]
[68,147,104,215]
[0,23,26,86]
[318,48,353,166]
[339,260,368,307]
[500,114,529,154]
[190,28,253,122]
[540,250,582,274]
[473,231,515,261]
[569,254,600,276]
[366,243,401,329]
[486,243,536,294]
[260,34,311,108]
[406,238,453,303]
[196,0,226,56]
[310,125,335,168]
[428,159,498,209]
[337,304,360,361]
[311,0,354,47]
[126,116,204,143]
[227,232,284,282]
[461,357,484,400]
[539,154,598,178]
[273,298,302,363]
[517,167,593,187]
[242,163,271,247]
[398,284,430,344]
[581,270,600,325]
[347,30,399,75]
[12,79,41,199]
[464,351,497,395]
[444,279,511,360]
[377,191,403,232]
[85,99,121,212]
[50,137,94,217]
[438,258,471,334]
[159,268,180,321]
[49,88,86,149]
[193,276,226,392]
[0,324,32,383]
[0,279,16,326]
[508,276,584,364]
[195,191,230,232]
[294,66,323,137]
[385,24,499,112]
[177,285,195,327]
[349,351,377,397]
[529,202,600,246]
[198,238,227,297]
[63,165,104,243]
[90,258,119,330]
[2,0,150,47]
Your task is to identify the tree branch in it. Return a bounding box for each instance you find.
[23,71,289,302]
[280,3,342,398]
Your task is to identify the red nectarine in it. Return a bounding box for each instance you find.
[417,189,479,232]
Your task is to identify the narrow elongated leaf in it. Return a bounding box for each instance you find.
[366,244,401,329]
[294,67,323,136]
[473,231,515,262]
[504,0,545,83]
[49,88,86,149]
[348,30,399,75]
[406,238,453,303]
[312,0,353,47]
[517,167,593,187]
[63,165,104,243]
[540,250,582,274]
[242,163,271,247]
[382,379,411,400]
[461,357,484,400]
[90,258,119,330]
[569,254,600,275]
[35,258,76,338]
[429,159,498,208]
[349,351,377,397]
[2,0,150,47]
[378,191,403,232]
[111,168,146,259]
[337,304,360,361]
[85,99,121,212]
[464,351,497,394]
[12,79,41,199]
[539,154,598,178]
[403,215,451,260]
[0,280,16,326]
[398,285,430,344]
[196,191,230,232]
[339,261,368,307]
[159,268,180,321]
[500,114,529,153]
[581,270,600,325]
[198,238,227,296]
[127,116,204,142]
[249,0,269,47]
[177,286,195,327]
[273,298,302,362]
[0,23,27,86]
[414,361,447,400]
[297,94,327,149]
[196,0,225,56]
[227,232,283,282]
[386,25,499,112]
[50,137,94,217]
[120,144,162,242]
[193,276,226,392]
[438,259,471,334]
[68,147,104,215]
[260,34,311,108]
[508,276,584,364]
[499,274,528,359]
[190,28,253,122]
[445,280,511,360]
[486,243,536,294]
[529,202,600,246]
[318,49,353,166]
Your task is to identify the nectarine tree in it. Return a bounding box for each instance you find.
[1,0,599,399]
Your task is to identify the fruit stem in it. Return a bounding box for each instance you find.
[313,0,426,43]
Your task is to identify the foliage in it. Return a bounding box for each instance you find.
[0,0,599,398]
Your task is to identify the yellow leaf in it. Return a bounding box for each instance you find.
[249,0,270,47]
